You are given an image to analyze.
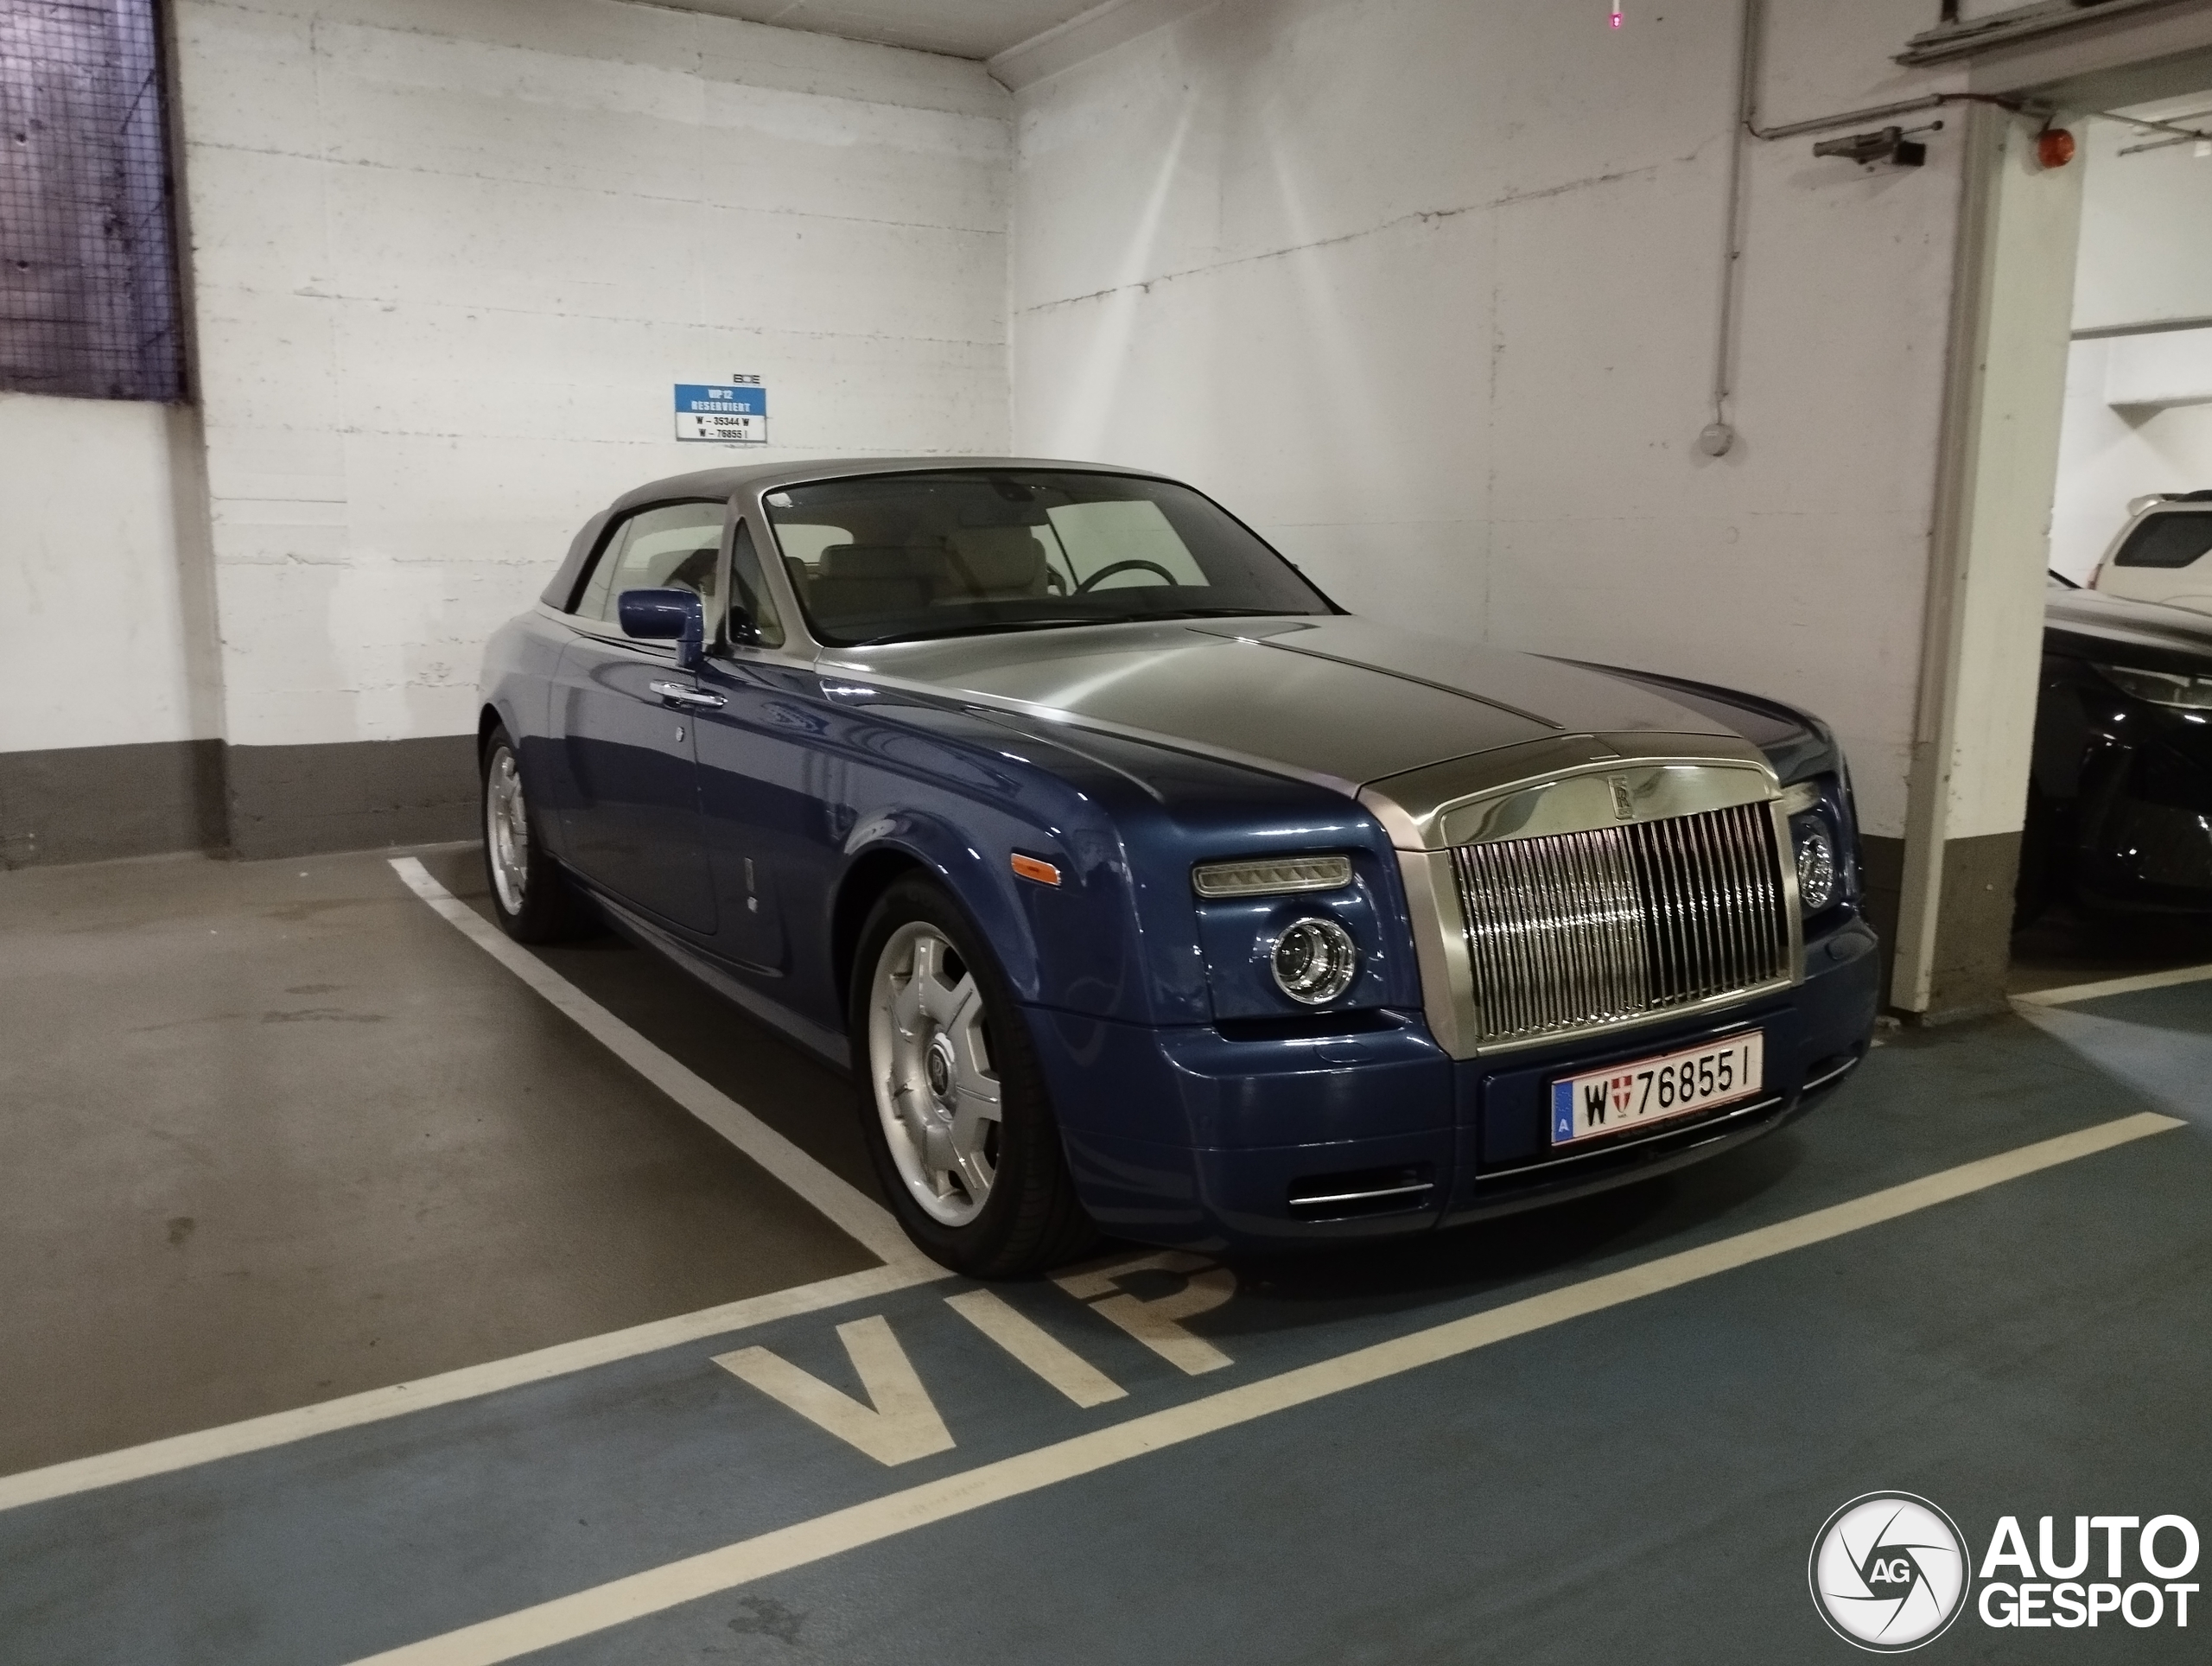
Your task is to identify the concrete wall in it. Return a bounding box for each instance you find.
[0,395,226,866]
[2052,114,2212,581]
[1007,0,1967,847]
[2073,105,2212,334]
[162,0,1012,847]
[2053,336,2212,580]
[0,396,218,755]
[6,0,1014,859]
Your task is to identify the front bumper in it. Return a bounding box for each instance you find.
[1034,917,1882,1253]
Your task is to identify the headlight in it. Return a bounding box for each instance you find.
[1780,780,1843,914]
[1795,821,1838,912]
[1269,917,1359,1004]
[1192,854,1353,897]
[2094,664,2212,709]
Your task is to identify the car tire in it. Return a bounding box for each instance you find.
[850,875,1097,1278]
[480,723,594,944]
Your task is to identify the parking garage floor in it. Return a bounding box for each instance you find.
[3,846,2209,1663]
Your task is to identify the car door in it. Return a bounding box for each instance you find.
[690,518,812,976]
[548,500,726,935]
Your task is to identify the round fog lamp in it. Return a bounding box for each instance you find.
[1270,917,1359,1004]
[1796,824,1838,913]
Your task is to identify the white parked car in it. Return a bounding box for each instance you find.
[2088,492,2212,613]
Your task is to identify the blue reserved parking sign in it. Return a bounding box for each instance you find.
[675,378,767,442]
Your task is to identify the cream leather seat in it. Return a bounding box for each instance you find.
[944,526,1052,598]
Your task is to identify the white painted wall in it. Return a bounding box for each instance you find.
[171,0,1013,748]
[2052,116,2212,580]
[2052,337,2212,580]
[2073,110,2212,334]
[1007,0,1970,839]
[0,396,219,754]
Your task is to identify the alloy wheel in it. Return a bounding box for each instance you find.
[867,922,1002,1224]
[485,747,531,916]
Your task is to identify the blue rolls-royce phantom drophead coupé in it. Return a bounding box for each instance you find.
[478,459,1880,1275]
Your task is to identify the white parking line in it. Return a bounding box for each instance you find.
[0,1261,948,1515]
[2013,960,2212,1008]
[0,855,953,1517]
[387,856,920,1267]
[344,1110,2183,1666]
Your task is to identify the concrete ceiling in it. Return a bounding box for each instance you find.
[657,0,1107,62]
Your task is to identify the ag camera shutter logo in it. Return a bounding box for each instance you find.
[1809,1493,1971,1651]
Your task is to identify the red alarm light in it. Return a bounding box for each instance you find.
[2037,127,2076,169]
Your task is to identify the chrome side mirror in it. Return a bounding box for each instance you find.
[617,588,705,670]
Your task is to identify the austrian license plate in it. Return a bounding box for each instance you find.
[1549,1032,1764,1146]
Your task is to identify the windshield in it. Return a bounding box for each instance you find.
[761,469,1333,646]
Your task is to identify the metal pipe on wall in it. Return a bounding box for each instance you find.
[1706,0,2027,457]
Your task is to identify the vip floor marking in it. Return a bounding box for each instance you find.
[715,1258,1238,1466]
[342,1110,2183,1666]
[715,1316,957,1467]
[943,1290,1128,1408]
[1056,1250,1238,1374]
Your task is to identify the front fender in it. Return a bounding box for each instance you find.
[830,760,1170,1024]
[819,697,1423,1034]
[807,687,1180,1027]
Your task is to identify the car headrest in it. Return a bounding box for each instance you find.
[818,544,945,582]
[807,575,933,623]
[945,527,1049,595]
[662,545,718,595]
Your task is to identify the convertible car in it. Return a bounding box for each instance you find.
[478,460,1880,1275]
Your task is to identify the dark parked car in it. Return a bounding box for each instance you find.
[2024,572,2212,920]
[477,459,1880,1275]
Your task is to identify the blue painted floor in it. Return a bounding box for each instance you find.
[2022,982,2212,1130]
[4,996,2209,1663]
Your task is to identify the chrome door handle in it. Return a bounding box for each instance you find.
[650,682,725,710]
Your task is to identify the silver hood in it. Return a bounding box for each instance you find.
[823,615,1751,795]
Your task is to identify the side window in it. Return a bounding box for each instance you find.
[728,522,785,649]
[572,501,727,633]
[2113,512,2212,571]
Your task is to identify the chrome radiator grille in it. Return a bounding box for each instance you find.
[1450,801,1791,1044]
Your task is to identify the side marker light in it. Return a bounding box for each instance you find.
[1011,853,1061,887]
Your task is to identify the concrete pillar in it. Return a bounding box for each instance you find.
[1892,106,2084,1019]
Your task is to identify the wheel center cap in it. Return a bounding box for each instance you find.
[925,1037,954,1101]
